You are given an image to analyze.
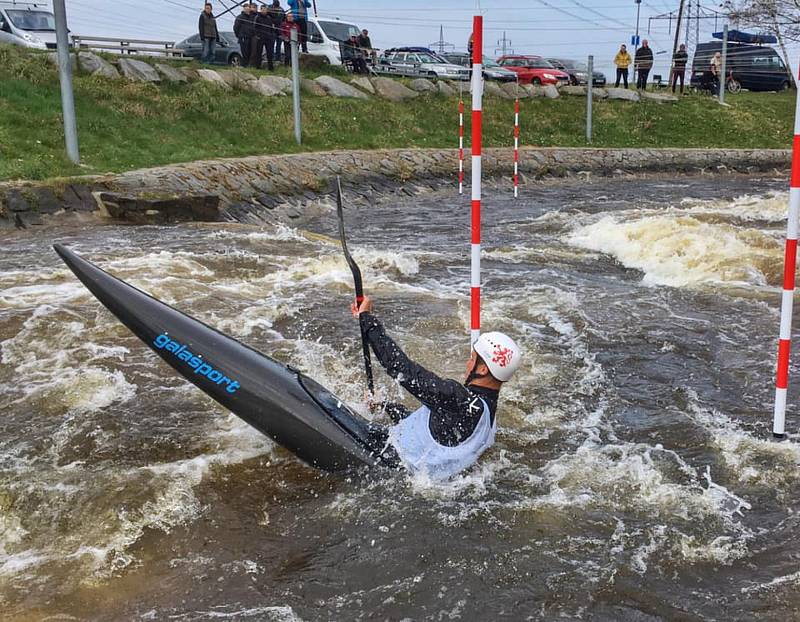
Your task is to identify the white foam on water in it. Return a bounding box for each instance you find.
[682,191,789,223]
[568,214,781,288]
[165,606,302,621]
[683,391,800,491]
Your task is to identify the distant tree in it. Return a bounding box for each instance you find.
[723,0,797,85]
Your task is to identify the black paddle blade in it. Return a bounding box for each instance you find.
[337,177,364,299]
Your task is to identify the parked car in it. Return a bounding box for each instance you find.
[690,41,791,92]
[305,16,362,66]
[176,31,243,65]
[496,55,570,86]
[440,52,517,82]
[377,47,470,80]
[546,58,606,86]
[0,1,57,50]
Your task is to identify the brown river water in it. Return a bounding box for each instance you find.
[2,175,800,621]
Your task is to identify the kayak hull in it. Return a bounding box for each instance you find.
[53,244,381,472]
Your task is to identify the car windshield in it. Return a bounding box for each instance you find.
[482,57,501,67]
[418,53,443,64]
[6,10,55,31]
[525,58,555,68]
[318,20,359,42]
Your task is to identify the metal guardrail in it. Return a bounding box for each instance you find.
[71,35,187,58]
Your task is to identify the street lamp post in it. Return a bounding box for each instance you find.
[634,0,642,46]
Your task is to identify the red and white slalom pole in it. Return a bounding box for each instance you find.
[513,95,520,198]
[458,98,465,195]
[470,15,483,344]
[773,81,800,439]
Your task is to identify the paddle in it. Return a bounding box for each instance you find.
[336,177,375,395]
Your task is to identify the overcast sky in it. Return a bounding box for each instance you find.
[62,0,790,77]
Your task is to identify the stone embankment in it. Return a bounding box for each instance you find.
[0,147,789,229]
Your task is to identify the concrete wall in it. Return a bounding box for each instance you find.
[0,147,790,228]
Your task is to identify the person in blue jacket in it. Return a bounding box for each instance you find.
[287,0,311,52]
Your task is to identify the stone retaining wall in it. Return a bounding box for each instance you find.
[0,147,790,228]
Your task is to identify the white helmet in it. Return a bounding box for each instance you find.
[473,332,522,382]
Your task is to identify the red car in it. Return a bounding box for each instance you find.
[496,55,570,86]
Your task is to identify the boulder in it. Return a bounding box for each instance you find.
[484,81,511,99]
[640,91,679,103]
[606,87,640,101]
[78,51,119,78]
[46,52,77,72]
[561,85,586,96]
[437,80,456,96]
[301,77,327,96]
[522,84,543,98]
[409,78,437,93]
[196,68,230,88]
[259,75,292,93]
[542,84,560,99]
[350,76,375,94]
[155,62,188,83]
[501,81,527,99]
[314,75,369,98]
[218,68,256,88]
[180,67,199,81]
[371,77,419,102]
[591,88,609,99]
[249,75,285,96]
[118,58,160,82]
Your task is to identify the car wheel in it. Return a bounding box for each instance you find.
[229,53,241,66]
[532,78,541,85]
[779,80,790,91]
[726,78,741,94]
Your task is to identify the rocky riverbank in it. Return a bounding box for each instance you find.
[0,147,789,229]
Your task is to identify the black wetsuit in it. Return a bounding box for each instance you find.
[359,312,499,463]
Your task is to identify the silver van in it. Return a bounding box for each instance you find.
[0,1,57,50]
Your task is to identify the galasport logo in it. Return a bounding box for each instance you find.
[153,333,241,394]
[492,344,513,368]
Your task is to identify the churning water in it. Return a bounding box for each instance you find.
[2,175,800,621]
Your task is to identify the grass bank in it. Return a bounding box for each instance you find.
[0,44,794,182]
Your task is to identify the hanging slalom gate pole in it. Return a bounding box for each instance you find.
[458,98,465,195]
[513,86,520,199]
[773,72,800,439]
[470,15,483,344]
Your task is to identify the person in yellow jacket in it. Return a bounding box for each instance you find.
[614,44,632,88]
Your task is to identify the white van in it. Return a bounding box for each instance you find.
[0,1,57,50]
[304,15,362,66]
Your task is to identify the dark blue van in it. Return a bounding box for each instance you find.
[690,41,792,92]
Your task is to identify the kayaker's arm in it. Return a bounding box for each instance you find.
[359,312,474,412]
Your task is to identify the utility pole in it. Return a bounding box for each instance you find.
[52,0,79,164]
[670,0,686,87]
[634,0,642,46]
[438,25,444,53]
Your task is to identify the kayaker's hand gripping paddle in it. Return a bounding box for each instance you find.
[336,177,375,395]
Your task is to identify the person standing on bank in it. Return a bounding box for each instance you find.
[671,43,689,94]
[287,0,311,53]
[634,39,654,90]
[198,3,220,64]
[613,44,631,88]
[269,0,285,62]
[280,12,299,66]
[251,4,275,70]
[351,296,522,479]
[234,2,255,67]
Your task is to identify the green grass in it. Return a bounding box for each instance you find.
[0,44,794,182]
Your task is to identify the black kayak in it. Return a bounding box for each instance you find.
[53,244,384,472]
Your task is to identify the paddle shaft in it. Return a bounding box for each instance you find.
[336,178,375,394]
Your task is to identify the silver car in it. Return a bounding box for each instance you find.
[377,48,470,80]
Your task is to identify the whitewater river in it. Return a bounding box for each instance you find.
[2,175,800,621]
